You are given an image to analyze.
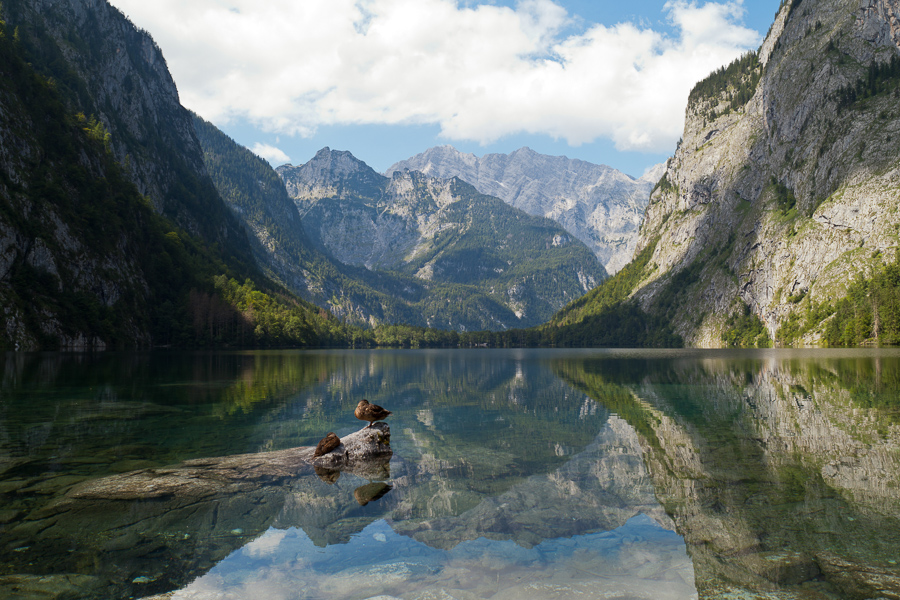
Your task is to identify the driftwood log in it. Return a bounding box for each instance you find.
[68,423,392,501]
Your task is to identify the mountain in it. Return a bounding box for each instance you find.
[0,26,177,350]
[549,0,900,347]
[276,148,607,330]
[193,116,482,332]
[387,146,659,274]
[3,0,252,257]
[192,114,349,302]
[0,0,348,349]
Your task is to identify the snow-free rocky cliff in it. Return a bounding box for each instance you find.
[276,148,607,330]
[629,0,900,346]
[389,146,662,275]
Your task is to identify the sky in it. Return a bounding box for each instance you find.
[108,0,780,178]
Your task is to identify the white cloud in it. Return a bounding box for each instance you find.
[242,529,287,557]
[251,142,291,165]
[109,0,760,153]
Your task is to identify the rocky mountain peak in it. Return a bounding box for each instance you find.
[387,146,658,274]
[305,147,379,179]
[388,145,479,182]
[277,147,385,202]
[274,150,607,330]
[638,163,667,186]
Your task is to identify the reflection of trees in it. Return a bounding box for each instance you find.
[555,354,900,599]
[0,352,348,472]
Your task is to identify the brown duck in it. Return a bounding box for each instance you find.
[355,399,391,428]
[313,432,340,458]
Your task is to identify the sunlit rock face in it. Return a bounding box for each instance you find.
[558,353,900,598]
[628,0,900,346]
[388,146,660,275]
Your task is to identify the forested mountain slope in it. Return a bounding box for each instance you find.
[551,0,900,348]
[3,0,252,258]
[193,116,493,331]
[0,0,349,349]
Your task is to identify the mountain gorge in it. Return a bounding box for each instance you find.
[388,146,660,275]
[5,0,898,349]
[552,0,900,347]
[0,0,610,348]
[274,149,607,330]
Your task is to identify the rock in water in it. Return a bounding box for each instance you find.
[314,432,340,458]
[355,399,392,428]
[67,424,391,500]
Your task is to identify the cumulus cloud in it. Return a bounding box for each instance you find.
[251,142,291,165]
[110,0,759,152]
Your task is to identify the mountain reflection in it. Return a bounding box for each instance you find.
[4,349,898,599]
[0,350,637,600]
[555,350,900,599]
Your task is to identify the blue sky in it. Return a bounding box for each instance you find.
[110,0,780,178]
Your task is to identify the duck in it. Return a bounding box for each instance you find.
[313,432,341,457]
[355,399,391,428]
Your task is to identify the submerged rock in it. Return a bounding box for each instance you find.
[0,425,396,600]
[354,482,393,506]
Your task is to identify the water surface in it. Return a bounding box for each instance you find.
[1,349,899,599]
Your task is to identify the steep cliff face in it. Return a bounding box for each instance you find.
[3,0,252,256]
[276,148,608,330]
[192,115,339,302]
[0,21,177,349]
[0,0,332,350]
[631,0,900,346]
[388,146,659,274]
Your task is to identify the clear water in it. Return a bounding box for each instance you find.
[1,349,899,599]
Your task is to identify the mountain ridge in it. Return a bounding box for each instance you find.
[387,145,659,274]
[3,0,253,258]
[0,0,351,349]
[276,148,607,330]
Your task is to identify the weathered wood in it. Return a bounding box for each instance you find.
[68,423,392,501]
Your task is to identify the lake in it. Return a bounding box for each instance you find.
[1,348,899,599]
